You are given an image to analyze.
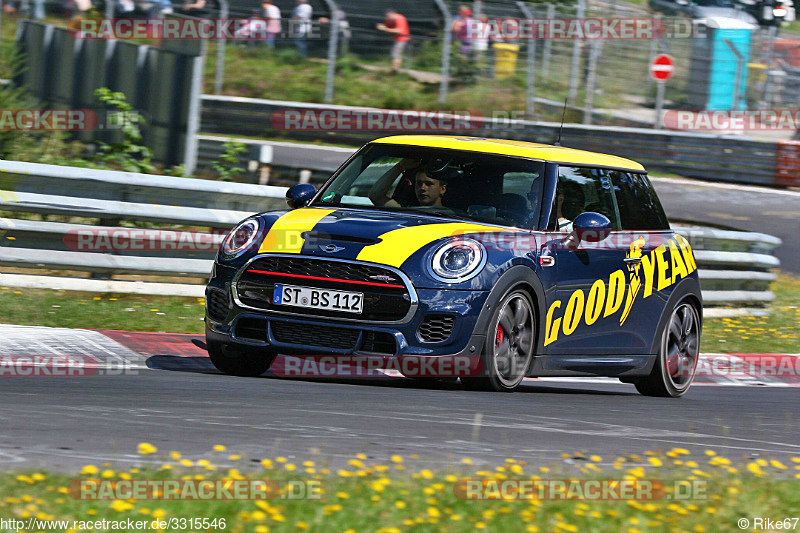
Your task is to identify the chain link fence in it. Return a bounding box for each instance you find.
[3,0,800,133]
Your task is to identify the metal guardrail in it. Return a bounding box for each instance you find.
[0,156,782,309]
[200,95,800,188]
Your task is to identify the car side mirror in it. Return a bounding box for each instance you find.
[572,212,612,242]
[286,183,317,209]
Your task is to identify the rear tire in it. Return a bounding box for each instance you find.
[634,301,700,397]
[461,288,535,392]
[207,339,275,377]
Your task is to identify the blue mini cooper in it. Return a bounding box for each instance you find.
[205,136,702,397]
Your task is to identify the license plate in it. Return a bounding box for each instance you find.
[273,284,363,314]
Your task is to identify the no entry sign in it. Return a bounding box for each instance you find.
[650,54,674,82]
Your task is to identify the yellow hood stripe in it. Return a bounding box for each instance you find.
[258,208,336,254]
[357,223,518,268]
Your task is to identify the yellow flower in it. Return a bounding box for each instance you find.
[296,522,309,530]
[80,465,99,475]
[109,500,134,512]
[648,457,663,467]
[228,454,242,461]
[101,470,115,478]
[420,469,434,479]
[460,458,473,465]
[261,459,273,469]
[336,492,350,499]
[137,443,157,455]
[391,455,403,463]
[169,451,181,460]
[428,507,441,518]
[395,501,406,509]
[213,445,226,452]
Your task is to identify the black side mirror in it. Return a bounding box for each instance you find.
[572,212,612,242]
[286,183,317,209]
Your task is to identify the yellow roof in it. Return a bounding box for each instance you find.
[370,135,645,172]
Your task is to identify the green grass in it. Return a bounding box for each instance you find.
[0,288,206,333]
[1,444,799,532]
[1,273,799,352]
[702,273,800,353]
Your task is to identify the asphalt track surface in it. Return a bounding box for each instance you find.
[1,334,798,472]
[651,177,800,273]
[0,177,797,474]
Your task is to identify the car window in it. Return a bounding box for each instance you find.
[551,166,620,230]
[610,171,670,230]
[315,144,545,229]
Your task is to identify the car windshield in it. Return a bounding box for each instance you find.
[313,144,546,229]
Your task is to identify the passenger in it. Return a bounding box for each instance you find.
[369,159,448,208]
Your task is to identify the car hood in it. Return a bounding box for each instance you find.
[252,207,532,280]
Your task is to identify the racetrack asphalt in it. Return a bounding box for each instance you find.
[1,331,798,473]
[651,176,799,273]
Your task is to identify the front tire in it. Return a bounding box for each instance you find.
[207,339,275,377]
[461,289,535,392]
[634,301,700,397]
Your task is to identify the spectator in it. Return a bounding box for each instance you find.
[180,0,220,18]
[473,14,490,69]
[292,0,313,58]
[452,5,474,56]
[376,8,410,72]
[319,9,351,56]
[262,0,281,48]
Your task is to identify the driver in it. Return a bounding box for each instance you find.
[369,158,448,208]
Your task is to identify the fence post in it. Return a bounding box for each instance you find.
[724,38,744,110]
[184,43,208,175]
[517,1,536,119]
[213,0,229,95]
[583,40,601,125]
[323,0,340,103]
[567,0,585,102]
[434,0,453,105]
[542,3,554,76]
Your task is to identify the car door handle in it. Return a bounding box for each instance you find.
[624,257,642,264]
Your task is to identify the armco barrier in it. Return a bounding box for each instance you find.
[0,157,781,308]
[200,95,796,188]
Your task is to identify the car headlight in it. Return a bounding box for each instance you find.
[430,238,486,283]
[220,218,260,258]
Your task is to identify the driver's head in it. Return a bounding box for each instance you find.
[414,170,447,206]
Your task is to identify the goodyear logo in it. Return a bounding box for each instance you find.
[544,235,696,346]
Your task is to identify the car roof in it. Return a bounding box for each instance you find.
[370,135,646,172]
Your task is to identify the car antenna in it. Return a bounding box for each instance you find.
[554,98,567,147]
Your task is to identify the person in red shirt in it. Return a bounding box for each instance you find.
[376,9,411,71]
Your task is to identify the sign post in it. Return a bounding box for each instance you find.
[650,54,674,130]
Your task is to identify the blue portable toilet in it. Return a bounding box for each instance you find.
[688,17,755,110]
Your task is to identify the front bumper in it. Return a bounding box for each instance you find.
[206,262,490,358]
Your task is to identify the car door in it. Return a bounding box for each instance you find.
[542,165,649,356]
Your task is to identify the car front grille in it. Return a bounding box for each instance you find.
[232,317,397,355]
[417,314,456,343]
[271,321,359,350]
[206,288,230,321]
[236,256,412,322]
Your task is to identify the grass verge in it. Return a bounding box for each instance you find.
[1,272,799,352]
[1,444,799,532]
